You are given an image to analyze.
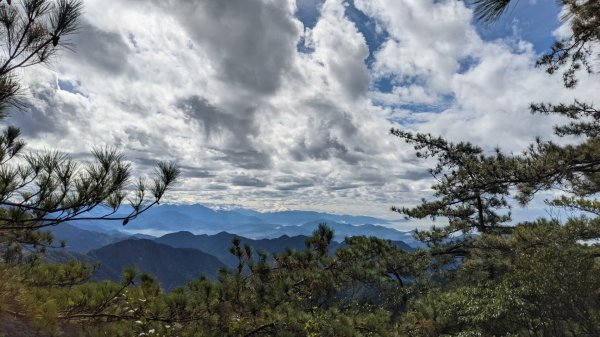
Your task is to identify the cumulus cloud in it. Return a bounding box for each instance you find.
[6,0,594,222]
[125,0,301,97]
[357,0,479,101]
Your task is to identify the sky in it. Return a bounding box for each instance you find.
[8,0,600,220]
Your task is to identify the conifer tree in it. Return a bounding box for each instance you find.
[0,1,179,334]
[393,0,600,256]
[394,2,600,335]
[0,0,180,259]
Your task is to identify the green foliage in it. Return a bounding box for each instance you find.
[390,129,514,238]
[0,225,416,336]
[0,0,83,116]
[391,0,600,257]
[384,3,600,337]
[0,1,180,335]
[2,0,600,336]
[0,0,181,258]
[401,221,600,337]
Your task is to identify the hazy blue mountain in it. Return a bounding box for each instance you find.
[47,223,154,253]
[42,224,415,292]
[124,204,263,230]
[87,239,224,291]
[297,221,415,242]
[153,231,418,267]
[155,231,340,267]
[253,210,387,226]
[211,220,417,243]
[64,219,124,235]
[143,205,387,225]
[48,224,130,253]
[123,204,393,231]
[63,203,415,244]
[390,240,414,251]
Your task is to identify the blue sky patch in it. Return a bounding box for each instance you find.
[343,0,389,66]
[294,0,390,61]
[295,0,322,54]
[295,0,323,29]
[373,76,395,93]
[458,56,478,74]
[58,79,85,96]
[470,0,561,54]
[399,94,454,113]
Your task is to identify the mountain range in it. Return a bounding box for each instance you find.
[42,204,419,291]
[155,231,340,267]
[47,226,415,291]
[48,224,153,253]
[67,204,416,243]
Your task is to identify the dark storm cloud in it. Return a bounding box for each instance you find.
[206,184,228,190]
[216,149,273,170]
[307,99,361,137]
[9,105,62,138]
[177,164,216,178]
[396,169,433,181]
[69,22,131,74]
[8,83,79,137]
[273,175,316,191]
[181,169,215,179]
[179,0,298,95]
[329,48,370,99]
[354,171,387,186]
[124,127,152,146]
[178,96,273,170]
[131,0,300,96]
[289,100,364,164]
[133,156,164,168]
[329,183,362,191]
[178,96,258,141]
[291,134,353,162]
[231,175,269,188]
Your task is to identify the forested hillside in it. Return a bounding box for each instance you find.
[87,239,225,291]
[1,0,600,336]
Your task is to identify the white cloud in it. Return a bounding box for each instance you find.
[5,0,597,224]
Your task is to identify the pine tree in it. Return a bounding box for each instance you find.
[392,0,600,257]
[394,2,600,335]
[0,0,179,259]
[0,1,179,334]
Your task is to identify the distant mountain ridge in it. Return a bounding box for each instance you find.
[155,231,341,267]
[47,224,154,253]
[46,224,416,291]
[124,204,392,230]
[66,204,413,243]
[155,231,413,268]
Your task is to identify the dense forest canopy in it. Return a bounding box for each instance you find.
[0,0,599,336]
